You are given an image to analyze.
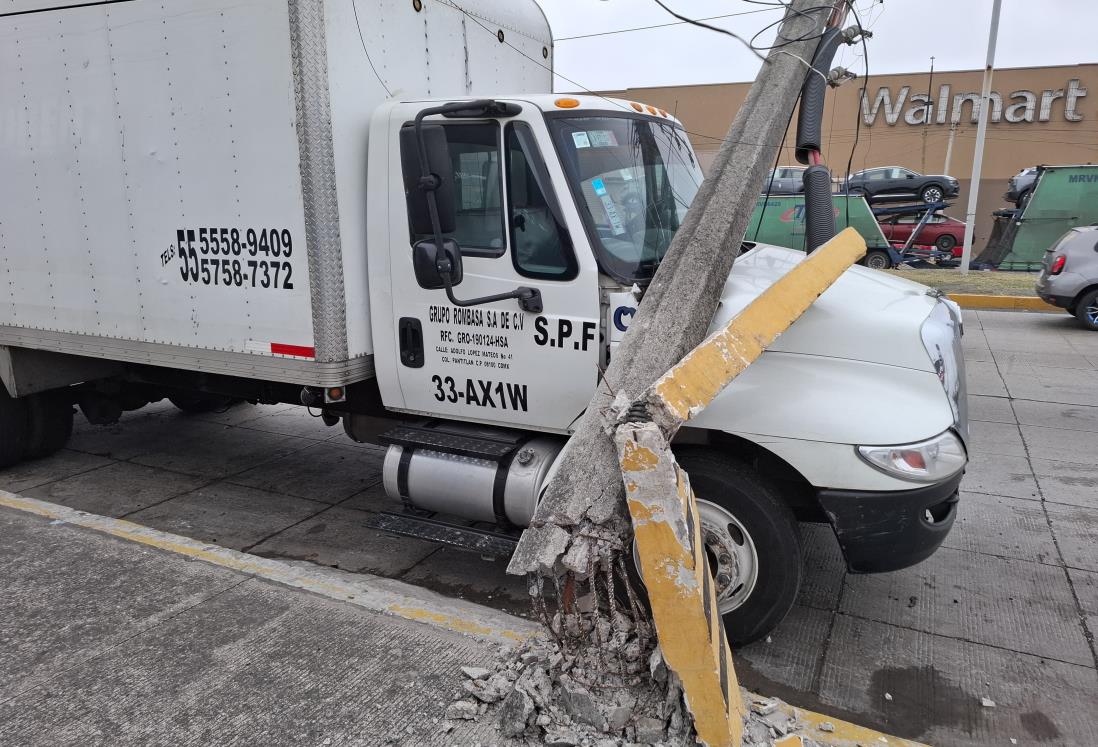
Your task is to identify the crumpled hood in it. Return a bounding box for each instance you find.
[715,245,939,371]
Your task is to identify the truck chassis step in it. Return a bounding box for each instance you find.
[378,424,524,461]
[362,511,519,558]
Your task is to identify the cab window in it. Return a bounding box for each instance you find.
[505,122,577,280]
[405,122,505,257]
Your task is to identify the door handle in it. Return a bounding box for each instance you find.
[398,317,425,368]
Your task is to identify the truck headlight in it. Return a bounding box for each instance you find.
[856,430,967,483]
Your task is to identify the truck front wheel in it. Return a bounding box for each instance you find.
[675,449,803,647]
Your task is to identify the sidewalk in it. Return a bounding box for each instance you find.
[0,498,520,746]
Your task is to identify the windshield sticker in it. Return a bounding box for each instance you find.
[592,178,626,236]
[619,168,634,181]
[587,130,619,148]
[572,131,591,149]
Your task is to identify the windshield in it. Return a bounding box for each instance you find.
[547,114,703,284]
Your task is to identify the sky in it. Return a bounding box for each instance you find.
[536,0,1098,92]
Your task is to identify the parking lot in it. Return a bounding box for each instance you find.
[2,309,1096,746]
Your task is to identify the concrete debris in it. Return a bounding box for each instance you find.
[445,699,479,721]
[561,679,607,729]
[499,689,535,738]
[762,708,794,737]
[449,640,826,746]
[981,697,997,708]
[818,721,835,733]
[751,696,781,716]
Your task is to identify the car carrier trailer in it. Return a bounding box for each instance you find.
[0,0,969,645]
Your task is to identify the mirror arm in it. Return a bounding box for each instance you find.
[438,266,543,313]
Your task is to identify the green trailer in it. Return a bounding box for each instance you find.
[746,194,896,268]
[976,164,1098,271]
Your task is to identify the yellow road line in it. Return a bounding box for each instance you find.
[0,490,535,644]
[949,293,1060,312]
[784,703,930,746]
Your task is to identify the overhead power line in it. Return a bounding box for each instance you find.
[556,7,779,42]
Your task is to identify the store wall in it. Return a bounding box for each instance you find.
[600,63,1097,251]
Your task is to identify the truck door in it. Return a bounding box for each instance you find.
[380,110,600,433]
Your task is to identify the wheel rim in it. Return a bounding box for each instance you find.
[1087,301,1098,325]
[924,187,942,202]
[630,497,760,615]
[696,498,760,613]
[867,254,888,269]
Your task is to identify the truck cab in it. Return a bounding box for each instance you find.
[353,94,968,643]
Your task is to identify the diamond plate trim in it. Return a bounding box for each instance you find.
[288,0,348,363]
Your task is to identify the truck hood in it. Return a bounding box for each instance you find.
[716,245,939,372]
[687,244,960,446]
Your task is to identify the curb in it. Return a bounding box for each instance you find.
[0,490,926,747]
[948,293,1060,312]
[0,489,538,645]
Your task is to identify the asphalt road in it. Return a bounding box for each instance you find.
[1,309,1096,746]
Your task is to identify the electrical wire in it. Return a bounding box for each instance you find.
[429,0,779,148]
[351,0,391,96]
[753,103,798,241]
[650,0,766,61]
[557,7,781,42]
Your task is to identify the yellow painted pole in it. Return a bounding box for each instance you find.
[615,228,866,746]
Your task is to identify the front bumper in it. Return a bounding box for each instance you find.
[816,472,962,573]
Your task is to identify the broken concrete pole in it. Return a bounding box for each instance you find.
[509,0,836,577]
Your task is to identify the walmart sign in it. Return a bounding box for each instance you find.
[862,79,1087,126]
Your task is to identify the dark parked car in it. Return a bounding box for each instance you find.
[764,166,805,194]
[879,213,968,254]
[846,167,959,204]
[1005,166,1040,208]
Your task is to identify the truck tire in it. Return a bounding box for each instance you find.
[0,387,29,469]
[24,391,75,459]
[863,249,892,270]
[169,393,237,414]
[1074,289,1098,331]
[674,449,803,647]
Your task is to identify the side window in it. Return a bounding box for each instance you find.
[404,122,504,257]
[866,169,886,181]
[505,122,577,280]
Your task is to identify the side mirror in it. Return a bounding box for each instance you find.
[412,239,463,290]
[906,173,916,179]
[400,124,456,235]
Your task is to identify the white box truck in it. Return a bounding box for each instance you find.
[0,0,968,643]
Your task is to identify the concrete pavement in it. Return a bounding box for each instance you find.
[1,309,1096,745]
[0,501,515,746]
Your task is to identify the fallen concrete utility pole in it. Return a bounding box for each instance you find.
[509,0,838,587]
[616,227,866,745]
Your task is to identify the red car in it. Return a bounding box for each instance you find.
[878,214,967,256]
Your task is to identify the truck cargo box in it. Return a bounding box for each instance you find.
[0,0,551,386]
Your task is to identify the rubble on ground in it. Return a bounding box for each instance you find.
[443,632,835,746]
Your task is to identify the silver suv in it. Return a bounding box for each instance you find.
[1036,226,1098,330]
